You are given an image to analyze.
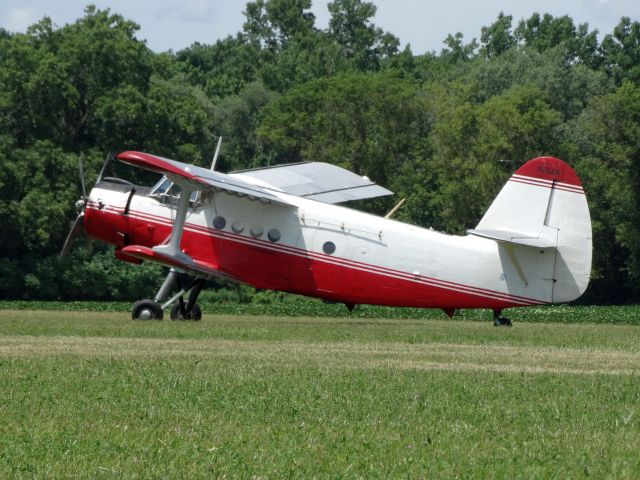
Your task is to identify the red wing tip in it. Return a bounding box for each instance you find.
[193,258,219,271]
[121,245,186,267]
[117,151,201,183]
[514,156,582,187]
[120,245,182,267]
[121,245,161,261]
[121,245,151,254]
[117,151,151,162]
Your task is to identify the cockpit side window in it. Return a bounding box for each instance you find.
[151,177,173,196]
[150,176,204,207]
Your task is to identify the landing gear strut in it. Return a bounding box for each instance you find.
[170,302,202,321]
[493,309,512,327]
[170,275,204,321]
[131,268,205,321]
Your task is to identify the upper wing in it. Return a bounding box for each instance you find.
[117,151,393,205]
[230,162,393,203]
[117,151,291,205]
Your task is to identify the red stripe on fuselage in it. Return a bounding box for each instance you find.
[84,205,546,309]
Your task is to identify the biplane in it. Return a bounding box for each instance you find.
[61,148,592,326]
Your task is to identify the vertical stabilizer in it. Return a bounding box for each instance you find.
[474,157,592,303]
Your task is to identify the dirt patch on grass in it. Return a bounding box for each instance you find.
[1,335,638,376]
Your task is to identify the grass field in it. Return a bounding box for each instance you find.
[0,309,639,478]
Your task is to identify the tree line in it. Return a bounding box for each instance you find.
[1,1,639,304]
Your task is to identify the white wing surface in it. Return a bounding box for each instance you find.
[230,162,393,203]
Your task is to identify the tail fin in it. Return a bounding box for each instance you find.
[469,157,592,303]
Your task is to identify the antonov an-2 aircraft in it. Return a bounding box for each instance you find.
[61,149,592,326]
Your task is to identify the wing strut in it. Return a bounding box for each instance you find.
[153,180,196,264]
[211,136,222,171]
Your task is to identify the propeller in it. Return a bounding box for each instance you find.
[60,156,88,257]
[60,211,85,257]
[79,154,87,201]
[60,152,112,257]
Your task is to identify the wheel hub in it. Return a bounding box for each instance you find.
[139,308,153,320]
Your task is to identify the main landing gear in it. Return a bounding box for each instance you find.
[493,309,512,327]
[131,268,205,321]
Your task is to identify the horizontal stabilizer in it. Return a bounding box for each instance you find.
[467,229,556,248]
[230,162,393,204]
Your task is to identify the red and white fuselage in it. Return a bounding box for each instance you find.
[83,155,592,311]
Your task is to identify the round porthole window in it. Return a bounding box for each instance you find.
[213,216,226,229]
[267,228,281,242]
[231,221,244,234]
[323,241,336,255]
[250,225,263,238]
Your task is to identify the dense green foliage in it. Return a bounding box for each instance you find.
[1,3,640,303]
[0,311,639,476]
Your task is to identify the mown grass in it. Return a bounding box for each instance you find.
[0,310,639,478]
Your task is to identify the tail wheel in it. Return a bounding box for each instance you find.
[170,303,202,321]
[132,299,163,320]
[492,309,512,327]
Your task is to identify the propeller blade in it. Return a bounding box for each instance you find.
[60,212,85,257]
[79,156,87,202]
[96,151,112,186]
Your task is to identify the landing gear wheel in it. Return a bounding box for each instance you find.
[494,316,512,327]
[170,302,202,321]
[492,309,512,327]
[132,299,163,320]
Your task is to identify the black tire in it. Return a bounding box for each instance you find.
[494,316,512,327]
[132,299,163,320]
[170,302,202,321]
